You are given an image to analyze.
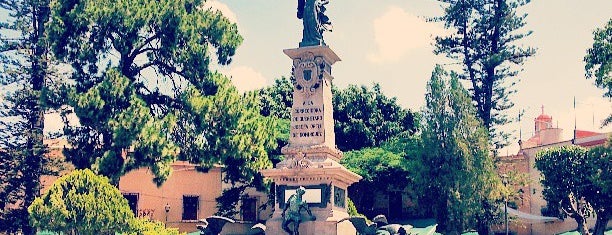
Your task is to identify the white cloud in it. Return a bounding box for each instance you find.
[368,6,444,64]
[203,0,239,25]
[227,66,267,93]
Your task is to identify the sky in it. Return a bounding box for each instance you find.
[203,0,612,154]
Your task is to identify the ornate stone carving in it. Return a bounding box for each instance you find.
[291,52,327,97]
[281,152,312,169]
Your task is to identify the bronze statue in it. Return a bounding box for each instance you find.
[282,186,316,234]
[297,0,332,47]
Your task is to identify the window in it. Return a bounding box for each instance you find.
[182,195,199,220]
[122,193,139,215]
[241,198,257,222]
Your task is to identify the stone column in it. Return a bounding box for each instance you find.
[261,45,361,235]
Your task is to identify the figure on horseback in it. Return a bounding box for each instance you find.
[281,186,316,235]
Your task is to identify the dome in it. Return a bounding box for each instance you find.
[535,105,552,120]
[536,113,552,120]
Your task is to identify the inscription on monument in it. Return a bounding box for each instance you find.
[291,99,324,140]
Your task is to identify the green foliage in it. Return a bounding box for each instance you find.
[333,83,418,151]
[584,19,612,126]
[586,144,612,235]
[127,217,184,235]
[341,136,422,217]
[346,197,368,221]
[259,77,294,120]
[28,169,135,235]
[343,148,412,184]
[215,185,247,219]
[420,65,500,234]
[257,77,293,165]
[536,145,611,235]
[434,0,536,149]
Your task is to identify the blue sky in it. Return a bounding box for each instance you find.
[204,0,612,153]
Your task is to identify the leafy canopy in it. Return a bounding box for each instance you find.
[49,0,277,186]
[28,169,135,235]
[341,134,422,219]
[334,83,418,151]
[536,145,611,235]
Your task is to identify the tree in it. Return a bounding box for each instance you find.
[334,83,418,151]
[536,145,611,235]
[0,0,62,233]
[536,146,591,234]
[420,65,500,234]
[259,76,294,120]
[341,146,417,219]
[28,169,135,235]
[584,19,612,126]
[48,0,276,186]
[585,145,611,235]
[258,77,293,164]
[434,0,536,149]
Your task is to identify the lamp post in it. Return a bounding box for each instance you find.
[501,174,509,235]
[165,203,171,228]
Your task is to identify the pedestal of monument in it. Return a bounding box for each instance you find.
[261,45,361,235]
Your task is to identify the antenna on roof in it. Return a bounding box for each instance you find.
[573,96,577,144]
[593,111,595,129]
[518,109,523,141]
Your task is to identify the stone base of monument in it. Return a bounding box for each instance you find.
[264,204,356,235]
[261,150,361,235]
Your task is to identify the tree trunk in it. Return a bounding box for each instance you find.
[593,211,608,235]
[575,215,591,235]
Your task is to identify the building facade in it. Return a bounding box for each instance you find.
[497,107,610,235]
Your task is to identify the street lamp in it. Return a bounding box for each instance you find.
[165,203,171,228]
[501,174,509,235]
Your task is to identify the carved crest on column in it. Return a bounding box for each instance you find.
[290,52,326,97]
[281,152,312,169]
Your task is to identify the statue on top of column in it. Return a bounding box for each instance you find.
[297,0,332,47]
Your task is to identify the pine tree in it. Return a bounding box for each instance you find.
[434,0,536,148]
[0,0,60,233]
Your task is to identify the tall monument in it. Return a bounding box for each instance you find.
[261,0,362,234]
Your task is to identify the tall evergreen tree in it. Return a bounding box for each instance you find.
[434,0,536,149]
[420,65,500,234]
[0,0,61,233]
[48,0,276,187]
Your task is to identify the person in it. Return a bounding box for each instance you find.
[282,187,316,234]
